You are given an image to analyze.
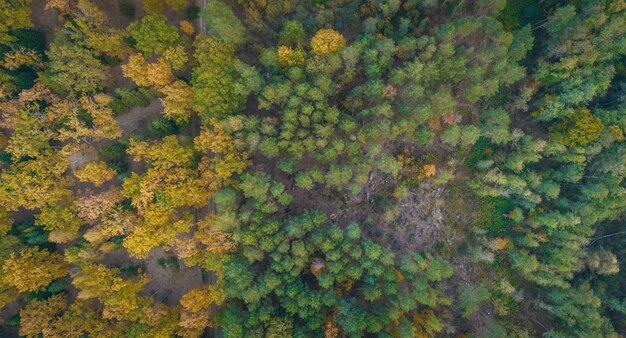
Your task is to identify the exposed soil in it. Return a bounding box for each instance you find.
[381,182,448,254]
[30,0,60,45]
[140,248,204,306]
[116,99,164,137]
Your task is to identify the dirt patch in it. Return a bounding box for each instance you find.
[380,182,448,254]
[116,99,163,137]
[140,247,204,306]
[31,0,60,45]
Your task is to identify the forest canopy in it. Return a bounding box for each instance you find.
[0,0,625,337]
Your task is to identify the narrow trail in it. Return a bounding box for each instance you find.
[195,1,220,337]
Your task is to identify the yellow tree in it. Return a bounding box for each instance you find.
[160,80,193,123]
[122,136,210,258]
[1,49,44,70]
[180,20,195,36]
[46,94,121,142]
[2,247,68,292]
[175,214,236,269]
[123,209,193,258]
[310,29,346,55]
[278,45,305,67]
[194,118,250,190]
[74,186,124,223]
[125,135,209,209]
[42,299,110,337]
[122,53,174,88]
[179,284,226,336]
[0,153,72,211]
[19,294,67,338]
[72,263,152,321]
[35,201,83,243]
[74,160,116,186]
[139,304,180,337]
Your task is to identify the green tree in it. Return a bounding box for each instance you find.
[0,0,32,44]
[42,38,111,94]
[204,0,246,47]
[127,15,182,55]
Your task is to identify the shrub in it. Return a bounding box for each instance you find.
[187,6,201,20]
[118,3,135,19]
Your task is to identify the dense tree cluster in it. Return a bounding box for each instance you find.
[0,0,625,337]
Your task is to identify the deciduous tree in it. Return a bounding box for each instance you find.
[2,247,67,292]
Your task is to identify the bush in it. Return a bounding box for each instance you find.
[100,140,128,162]
[149,117,179,137]
[109,87,155,115]
[9,29,45,53]
[12,70,36,91]
[118,3,136,19]
[158,256,179,269]
[187,6,201,20]
[0,151,12,164]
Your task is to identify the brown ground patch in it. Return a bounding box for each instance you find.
[140,248,204,306]
[30,0,60,45]
[116,99,164,137]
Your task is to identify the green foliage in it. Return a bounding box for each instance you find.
[204,1,246,47]
[459,284,490,317]
[149,117,179,137]
[127,15,182,55]
[190,38,259,121]
[41,38,111,94]
[1,1,625,336]
[187,6,201,20]
[118,3,135,19]
[279,21,305,47]
[108,87,156,115]
[222,207,452,336]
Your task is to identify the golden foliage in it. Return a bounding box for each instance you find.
[74,161,116,186]
[278,45,305,67]
[19,294,67,338]
[310,29,346,55]
[35,202,82,243]
[2,247,68,293]
[72,263,151,321]
[0,154,72,211]
[176,214,236,270]
[492,237,511,251]
[422,164,437,178]
[179,284,225,334]
[46,94,121,142]
[83,209,127,244]
[75,186,124,223]
[122,54,174,88]
[180,20,195,36]
[123,214,193,258]
[324,315,339,338]
[160,80,193,123]
[550,107,604,147]
[1,49,44,70]
[195,118,251,188]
